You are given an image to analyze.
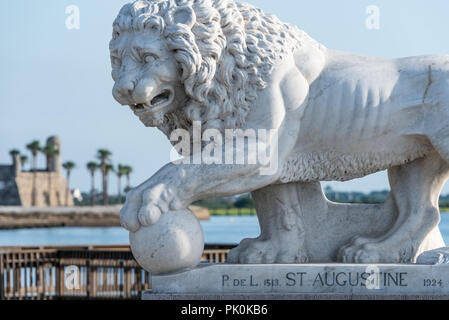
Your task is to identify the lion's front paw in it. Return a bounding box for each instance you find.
[120,207,141,232]
[119,189,142,232]
[137,201,163,227]
[120,184,178,231]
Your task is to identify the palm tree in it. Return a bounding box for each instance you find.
[116,164,127,203]
[26,140,40,170]
[86,162,99,206]
[123,165,133,192]
[9,149,21,174]
[9,149,20,159]
[41,144,59,205]
[62,161,75,206]
[26,140,41,206]
[20,155,28,170]
[104,163,114,205]
[97,149,112,205]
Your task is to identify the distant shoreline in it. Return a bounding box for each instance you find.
[0,205,209,229]
[0,205,447,230]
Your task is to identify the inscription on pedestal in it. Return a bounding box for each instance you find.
[151,264,449,295]
[221,270,411,289]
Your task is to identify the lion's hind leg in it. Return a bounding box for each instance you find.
[339,151,449,263]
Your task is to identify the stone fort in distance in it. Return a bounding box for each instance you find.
[0,136,74,206]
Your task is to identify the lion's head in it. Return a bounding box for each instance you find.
[110,0,314,136]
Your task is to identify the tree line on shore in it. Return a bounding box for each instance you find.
[9,142,132,206]
[195,187,449,216]
[85,149,132,205]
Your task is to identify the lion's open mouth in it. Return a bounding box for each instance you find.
[130,89,173,113]
[150,89,172,107]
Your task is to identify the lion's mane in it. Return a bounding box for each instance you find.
[111,0,321,136]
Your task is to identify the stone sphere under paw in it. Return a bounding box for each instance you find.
[129,209,204,275]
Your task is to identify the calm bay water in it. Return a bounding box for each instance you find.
[0,214,448,246]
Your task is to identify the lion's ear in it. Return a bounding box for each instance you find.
[166,5,196,28]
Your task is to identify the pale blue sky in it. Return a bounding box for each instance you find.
[1,0,449,194]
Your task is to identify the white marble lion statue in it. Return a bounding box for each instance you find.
[110,0,449,263]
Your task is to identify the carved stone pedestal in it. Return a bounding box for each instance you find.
[143,263,449,300]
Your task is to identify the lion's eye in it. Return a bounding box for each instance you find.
[143,53,158,64]
[111,56,121,68]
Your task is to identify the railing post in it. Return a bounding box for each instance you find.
[135,267,141,298]
[0,254,4,300]
[23,253,28,299]
[59,262,65,297]
[91,259,97,297]
[86,259,91,298]
[124,265,130,299]
[37,252,44,299]
[14,253,19,299]
[119,260,124,298]
[55,258,61,299]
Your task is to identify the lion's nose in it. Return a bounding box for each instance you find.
[113,79,136,104]
[116,80,135,96]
